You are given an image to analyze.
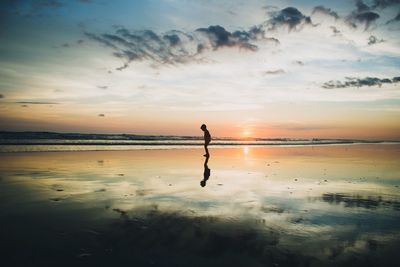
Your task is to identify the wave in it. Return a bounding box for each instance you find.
[0,131,397,152]
[0,139,390,146]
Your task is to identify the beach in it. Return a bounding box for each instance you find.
[2,0,400,266]
[0,144,399,266]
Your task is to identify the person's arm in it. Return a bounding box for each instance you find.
[206,131,211,143]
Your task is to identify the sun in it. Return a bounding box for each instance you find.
[241,130,253,139]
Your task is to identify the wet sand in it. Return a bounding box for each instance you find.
[0,145,399,266]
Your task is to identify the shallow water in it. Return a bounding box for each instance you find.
[0,138,392,152]
[0,145,399,266]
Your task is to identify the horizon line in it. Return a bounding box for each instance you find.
[0,130,399,142]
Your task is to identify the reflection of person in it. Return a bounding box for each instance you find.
[200,155,210,187]
[200,124,211,157]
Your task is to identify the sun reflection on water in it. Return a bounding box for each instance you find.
[0,145,399,266]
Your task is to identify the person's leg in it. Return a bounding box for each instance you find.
[204,144,209,156]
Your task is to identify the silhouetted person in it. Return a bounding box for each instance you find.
[200,124,211,157]
[200,155,210,187]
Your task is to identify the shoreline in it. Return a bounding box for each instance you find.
[0,142,399,153]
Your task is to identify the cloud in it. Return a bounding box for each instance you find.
[368,35,385,45]
[267,7,313,31]
[354,0,400,11]
[55,39,85,49]
[311,6,339,20]
[293,60,304,66]
[346,1,380,30]
[321,193,400,210]
[322,76,400,89]
[386,12,400,24]
[329,26,342,36]
[196,25,258,51]
[116,63,128,71]
[263,69,285,75]
[97,85,108,90]
[355,0,370,12]
[370,0,400,9]
[84,32,119,49]
[98,114,105,117]
[85,23,275,69]
[15,101,59,105]
[347,12,380,30]
[264,37,280,45]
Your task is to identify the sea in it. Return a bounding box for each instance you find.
[0,131,395,152]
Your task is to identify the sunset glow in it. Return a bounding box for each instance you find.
[0,0,399,139]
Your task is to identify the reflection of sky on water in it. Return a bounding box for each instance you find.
[0,145,399,266]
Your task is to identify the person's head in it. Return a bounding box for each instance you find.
[200,124,207,131]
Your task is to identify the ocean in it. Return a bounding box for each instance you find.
[0,131,394,152]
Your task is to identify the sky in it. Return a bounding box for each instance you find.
[0,0,399,139]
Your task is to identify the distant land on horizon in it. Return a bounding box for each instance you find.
[0,131,397,143]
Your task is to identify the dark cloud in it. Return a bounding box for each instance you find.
[371,0,400,9]
[116,63,128,71]
[346,0,380,30]
[355,0,370,12]
[263,69,285,75]
[322,76,399,89]
[321,193,400,210]
[367,35,385,45]
[355,12,380,28]
[329,26,341,36]
[85,23,278,69]
[241,26,267,40]
[312,6,339,20]
[163,34,181,47]
[347,11,380,30]
[264,37,280,45]
[293,60,304,66]
[84,32,119,49]
[354,0,400,11]
[15,101,59,105]
[196,25,258,51]
[98,114,105,117]
[97,85,108,90]
[267,7,313,31]
[55,41,84,49]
